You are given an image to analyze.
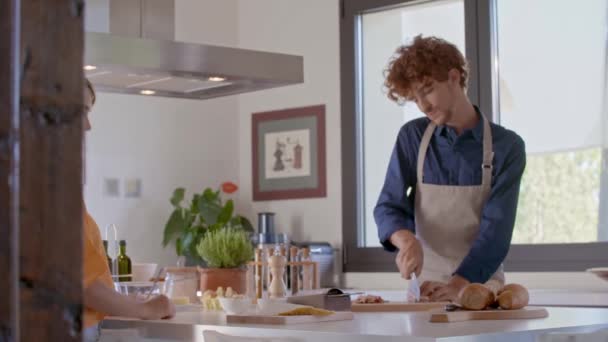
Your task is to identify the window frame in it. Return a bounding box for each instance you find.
[340,0,608,272]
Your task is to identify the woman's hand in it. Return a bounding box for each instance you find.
[141,295,176,320]
[84,281,176,320]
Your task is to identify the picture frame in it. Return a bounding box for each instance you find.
[251,105,326,201]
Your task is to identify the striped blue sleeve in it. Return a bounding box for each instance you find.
[374,126,418,252]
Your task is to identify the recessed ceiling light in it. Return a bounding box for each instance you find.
[140,90,156,95]
[208,76,226,82]
[84,65,97,71]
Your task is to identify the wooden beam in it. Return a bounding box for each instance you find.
[19,1,85,341]
[0,0,21,340]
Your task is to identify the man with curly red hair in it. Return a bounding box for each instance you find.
[374,35,526,302]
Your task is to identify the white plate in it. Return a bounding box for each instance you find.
[586,267,608,281]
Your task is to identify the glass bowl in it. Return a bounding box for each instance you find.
[114,281,160,298]
[217,297,256,315]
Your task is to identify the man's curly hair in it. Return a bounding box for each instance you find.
[384,35,468,104]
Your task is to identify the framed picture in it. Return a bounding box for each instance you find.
[252,105,326,201]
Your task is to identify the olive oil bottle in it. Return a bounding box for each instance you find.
[116,240,132,282]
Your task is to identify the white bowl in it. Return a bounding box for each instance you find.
[587,267,608,282]
[132,263,158,282]
[218,297,256,315]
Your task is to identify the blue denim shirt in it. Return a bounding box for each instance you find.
[374,110,526,283]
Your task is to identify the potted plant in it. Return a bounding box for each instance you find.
[162,182,253,265]
[196,227,254,294]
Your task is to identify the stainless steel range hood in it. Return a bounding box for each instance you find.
[85,0,303,100]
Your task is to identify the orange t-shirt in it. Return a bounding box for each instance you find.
[83,211,114,328]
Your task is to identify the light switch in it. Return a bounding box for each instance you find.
[103,178,120,197]
[124,178,142,198]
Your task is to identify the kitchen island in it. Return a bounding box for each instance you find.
[102,306,608,342]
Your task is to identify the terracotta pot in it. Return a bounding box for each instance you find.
[198,267,247,295]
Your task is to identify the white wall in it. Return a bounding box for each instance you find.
[235,0,342,248]
[84,0,240,266]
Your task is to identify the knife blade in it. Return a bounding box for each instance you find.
[408,272,421,302]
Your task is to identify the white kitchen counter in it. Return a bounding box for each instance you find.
[103,306,608,342]
[528,289,608,307]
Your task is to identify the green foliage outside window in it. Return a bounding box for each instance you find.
[512,148,600,244]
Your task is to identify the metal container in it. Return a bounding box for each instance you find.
[252,212,290,248]
[287,288,351,311]
[293,242,335,287]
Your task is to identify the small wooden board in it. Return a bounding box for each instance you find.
[429,307,549,323]
[352,301,448,312]
[226,311,354,325]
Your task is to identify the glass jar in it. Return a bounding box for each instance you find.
[162,267,199,304]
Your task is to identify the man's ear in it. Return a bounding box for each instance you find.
[448,68,461,86]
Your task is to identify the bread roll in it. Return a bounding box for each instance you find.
[459,283,495,310]
[497,283,529,310]
[484,279,503,296]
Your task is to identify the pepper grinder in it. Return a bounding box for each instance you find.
[268,247,287,298]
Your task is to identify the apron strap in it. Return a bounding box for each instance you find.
[417,121,437,183]
[416,114,494,197]
[481,115,493,201]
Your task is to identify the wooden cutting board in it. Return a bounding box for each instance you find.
[429,307,549,323]
[226,311,354,325]
[351,301,448,312]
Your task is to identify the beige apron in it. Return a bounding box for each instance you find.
[414,115,504,291]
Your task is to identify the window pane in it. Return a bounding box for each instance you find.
[360,0,465,247]
[495,0,608,243]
